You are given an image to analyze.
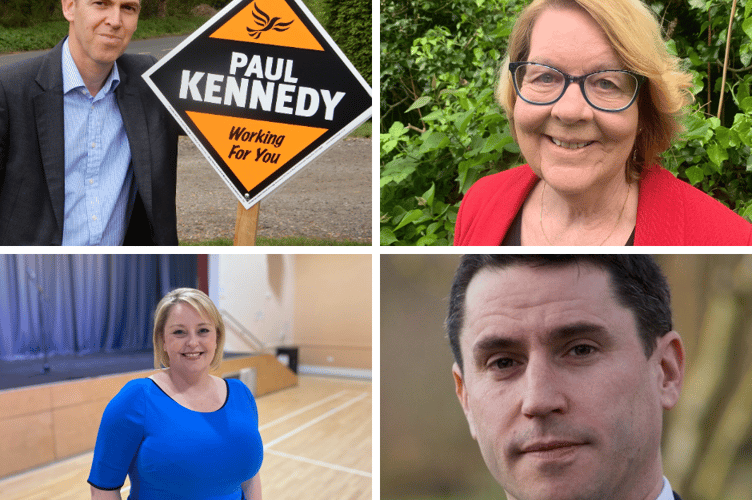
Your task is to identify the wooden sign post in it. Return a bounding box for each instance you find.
[234,202,260,245]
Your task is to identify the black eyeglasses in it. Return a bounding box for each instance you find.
[509,62,646,112]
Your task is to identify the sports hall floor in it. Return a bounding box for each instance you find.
[0,375,372,500]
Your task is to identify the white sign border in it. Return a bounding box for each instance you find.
[142,0,373,210]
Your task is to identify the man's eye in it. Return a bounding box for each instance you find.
[491,358,517,370]
[569,344,595,356]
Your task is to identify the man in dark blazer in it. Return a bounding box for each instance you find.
[0,0,178,245]
[447,255,685,500]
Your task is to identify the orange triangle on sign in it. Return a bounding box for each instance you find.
[210,0,324,51]
[186,111,328,192]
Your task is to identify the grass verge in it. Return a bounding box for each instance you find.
[349,120,372,138]
[180,236,370,246]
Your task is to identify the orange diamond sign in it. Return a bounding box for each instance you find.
[143,0,372,209]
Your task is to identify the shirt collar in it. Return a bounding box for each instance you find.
[62,37,121,97]
[656,476,674,500]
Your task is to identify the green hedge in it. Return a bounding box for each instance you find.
[380,0,752,245]
[0,0,58,27]
[321,0,371,85]
[0,0,224,27]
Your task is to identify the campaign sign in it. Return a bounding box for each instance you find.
[143,0,372,209]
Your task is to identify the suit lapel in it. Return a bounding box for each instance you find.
[116,68,153,219]
[33,41,67,233]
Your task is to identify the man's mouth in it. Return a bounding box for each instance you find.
[521,440,583,453]
[98,34,122,42]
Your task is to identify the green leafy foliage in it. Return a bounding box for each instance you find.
[380,0,752,245]
[321,0,371,85]
[0,0,58,28]
[0,0,222,27]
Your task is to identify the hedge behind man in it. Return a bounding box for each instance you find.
[448,255,685,500]
[0,0,179,245]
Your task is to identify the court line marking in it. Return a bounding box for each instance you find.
[266,449,371,478]
[259,390,349,430]
[263,392,369,449]
[121,391,371,495]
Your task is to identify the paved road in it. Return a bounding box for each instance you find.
[0,35,189,67]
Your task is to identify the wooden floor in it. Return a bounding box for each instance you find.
[0,376,372,500]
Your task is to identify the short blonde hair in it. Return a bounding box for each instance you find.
[153,288,225,371]
[497,0,694,181]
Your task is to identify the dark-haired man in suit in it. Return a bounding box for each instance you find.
[448,255,684,500]
[0,0,178,245]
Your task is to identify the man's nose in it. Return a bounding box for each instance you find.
[520,355,568,418]
[105,5,123,28]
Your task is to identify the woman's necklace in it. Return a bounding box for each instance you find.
[539,182,631,246]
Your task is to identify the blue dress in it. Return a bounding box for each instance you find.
[88,378,263,500]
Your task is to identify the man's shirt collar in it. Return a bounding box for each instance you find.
[62,37,121,98]
[656,476,675,500]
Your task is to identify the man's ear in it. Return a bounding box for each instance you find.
[654,331,684,410]
[61,0,76,23]
[453,362,477,439]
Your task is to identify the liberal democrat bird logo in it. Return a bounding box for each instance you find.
[246,2,294,40]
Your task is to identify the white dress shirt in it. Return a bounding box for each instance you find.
[656,476,675,500]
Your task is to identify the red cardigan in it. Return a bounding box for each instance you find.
[454,164,752,246]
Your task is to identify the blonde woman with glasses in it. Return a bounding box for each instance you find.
[454,0,752,246]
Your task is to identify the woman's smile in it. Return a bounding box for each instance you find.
[514,7,639,197]
[547,135,596,150]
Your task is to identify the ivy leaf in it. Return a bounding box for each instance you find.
[683,114,712,141]
[685,166,705,185]
[743,18,752,43]
[416,234,438,246]
[707,143,728,168]
[741,44,752,67]
[741,97,752,114]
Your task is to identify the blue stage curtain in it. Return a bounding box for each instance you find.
[0,255,197,360]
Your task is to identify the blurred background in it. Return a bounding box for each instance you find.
[381,254,752,500]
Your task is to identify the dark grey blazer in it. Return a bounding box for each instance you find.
[0,38,179,245]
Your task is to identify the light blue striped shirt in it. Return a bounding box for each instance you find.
[62,38,134,245]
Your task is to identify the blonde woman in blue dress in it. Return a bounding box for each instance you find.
[88,288,263,500]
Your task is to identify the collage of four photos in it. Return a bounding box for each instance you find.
[1,0,752,499]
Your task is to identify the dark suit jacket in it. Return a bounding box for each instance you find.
[0,38,179,245]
